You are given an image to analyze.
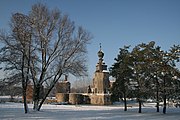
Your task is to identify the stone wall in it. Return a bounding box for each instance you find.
[56,93,111,105]
[89,94,111,105]
[56,82,70,93]
[69,93,84,104]
[92,72,110,94]
[56,93,69,103]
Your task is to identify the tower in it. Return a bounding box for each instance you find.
[90,44,111,105]
[56,75,71,93]
[56,75,71,103]
[92,44,110,94]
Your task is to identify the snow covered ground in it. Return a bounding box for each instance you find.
[0,102,180,120]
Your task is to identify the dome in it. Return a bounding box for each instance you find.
[98,50,104,59]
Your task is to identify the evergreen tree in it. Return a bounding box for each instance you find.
[110,41,180,114]
[110,46,133,111]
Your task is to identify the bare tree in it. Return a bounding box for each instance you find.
[0,3,92,112]
[0,12,32,113]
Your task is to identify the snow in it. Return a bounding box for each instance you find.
[0,102,180,120]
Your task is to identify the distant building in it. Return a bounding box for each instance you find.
[89,44,111,105]
[26,83,33,103]
[56,75,71,93]
[56,75,71,103]
[91,44,110,94]
[56,44,111,105]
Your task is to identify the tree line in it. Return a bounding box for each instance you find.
[110,41,180,114]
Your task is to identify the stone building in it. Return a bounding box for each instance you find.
[56,75,71,93]
[89,44,111,105]
[56,75,70,103]
[56,44,111,105]
[91,45,110,94]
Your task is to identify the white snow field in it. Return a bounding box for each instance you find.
[0,102,180,120]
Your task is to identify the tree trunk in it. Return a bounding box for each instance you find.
[156,73,159,112]
[33,99,39,111]
[163,92,167,114]
[23,87,29,113]
[38,82,57,111]
[37,73,63,111]
[138,99,142,113]
[123,92,127,111]
[38,87,52,111]
[156,100,159,112]
[33,84,40,111]
[163,75,166,114]
[22,54,29,113]
[156,89,159,112]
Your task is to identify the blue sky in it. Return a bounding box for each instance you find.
[0,0,180,79]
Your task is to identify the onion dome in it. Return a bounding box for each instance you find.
[97,43,104,59]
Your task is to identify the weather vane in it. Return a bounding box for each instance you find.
[99,43,102,50]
